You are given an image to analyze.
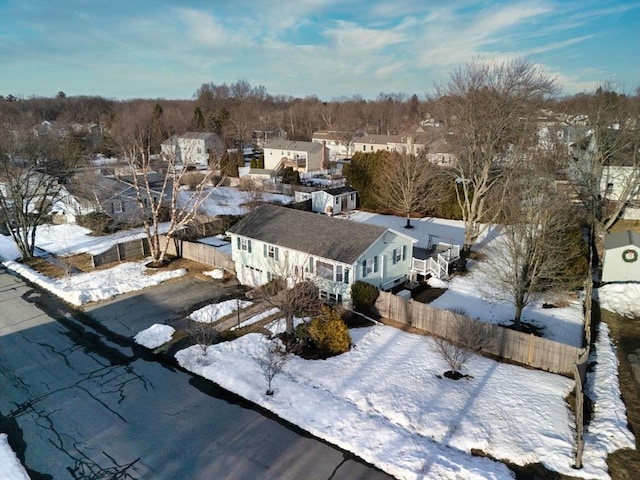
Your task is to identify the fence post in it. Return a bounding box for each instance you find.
[574,364,584,468]
[527,334,535,365]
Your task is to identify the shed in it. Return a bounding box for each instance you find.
[601,230,640,282]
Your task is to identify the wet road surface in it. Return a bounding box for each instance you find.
[0,268,394,480]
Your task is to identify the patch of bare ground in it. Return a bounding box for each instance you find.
[601,308,640,479]
[22,257,66,278]
[64,253,94,272]
[411,285,447,304]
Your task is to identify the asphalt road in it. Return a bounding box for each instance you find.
[0,268,394,480]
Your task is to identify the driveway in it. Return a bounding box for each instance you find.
[83,276,245,339]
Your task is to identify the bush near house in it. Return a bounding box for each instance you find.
[296,306,351,358]
[351,280,379,313]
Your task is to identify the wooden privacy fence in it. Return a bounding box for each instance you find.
[375,291,584,376]
[92,238,150,267]
[91,235,234,273]
[159,235,235,272]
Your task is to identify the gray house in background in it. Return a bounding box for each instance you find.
[601,230,640,283]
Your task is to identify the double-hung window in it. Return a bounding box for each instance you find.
[264,244,279,261]
[392,245,407,264]
[237,237,251,252]
[363,256,378,276]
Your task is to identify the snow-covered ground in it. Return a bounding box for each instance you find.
[189,298,253,323]
[175,320,633,480]
[0,205,637,479]
[352,212,585,347]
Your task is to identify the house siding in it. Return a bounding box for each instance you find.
[228,225,414,306]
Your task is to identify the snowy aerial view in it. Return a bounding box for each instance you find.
[0,198,636,480]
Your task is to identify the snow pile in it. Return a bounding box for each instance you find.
[2,258,186,306]
[597,283,640,319]
[582,322,636,469]
[134,323,176,349]
[189,298,252,323]
[203,268,225,279]
[176,324,604,479]
[0,433,29,480]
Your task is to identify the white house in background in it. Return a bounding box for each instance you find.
[601,230,640,282]
[161,132,224,169]
[294,187,357,215]
[263,139,328,173]
[600,164,640,220]
[226,204,416,305]
[351,132,426,156]
[311,131,352,160]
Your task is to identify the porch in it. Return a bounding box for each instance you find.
[411,240,461,280]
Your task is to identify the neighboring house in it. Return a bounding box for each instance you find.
[601,230,640,282]
[423,137,457,166]
[311,131,352,160]
[351,132,426,156]
[294,187,357,215]
[54,173,169,224]
[263,139,329,173]
[226,204,416,305]
[161,132,224,169]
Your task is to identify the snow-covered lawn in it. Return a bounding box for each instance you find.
[176,321,632,480]
[1,257,186,306]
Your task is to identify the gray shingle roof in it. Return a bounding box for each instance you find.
[228,204,387,264]
[605,230,640,250]
[264,139,322,153]
[324,186,357,196]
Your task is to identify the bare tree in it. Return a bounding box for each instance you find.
[239,177,264,212]
[477,169,587,328]
[373,151,433,228]
[253,252,323,337]
[435,58,558,255]
[0,122,84,259]
[254,336,289,395]
[434,313,493,377]
[567,84,640,233]
[110,105,225,265]
[187,322,220,356]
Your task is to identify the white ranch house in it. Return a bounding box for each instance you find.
[226,204,416,306]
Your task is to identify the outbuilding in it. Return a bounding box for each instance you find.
[601,230,640,283]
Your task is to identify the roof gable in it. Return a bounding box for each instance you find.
[605,230,640,250]
[228,204,388,264]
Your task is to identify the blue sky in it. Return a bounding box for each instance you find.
[0,0,638,100]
